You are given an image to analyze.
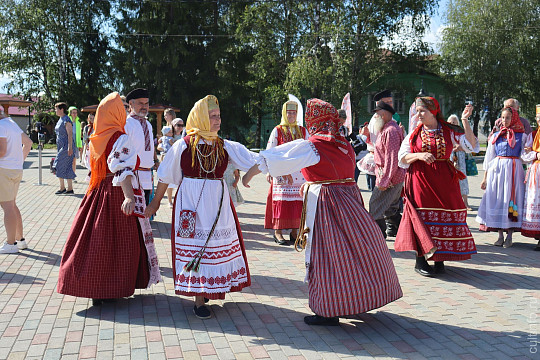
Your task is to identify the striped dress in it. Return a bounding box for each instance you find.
[259,138,402,317]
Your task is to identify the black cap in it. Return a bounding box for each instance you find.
[373,89,392,102]
[126,88,149,102]
[373,101,396,115]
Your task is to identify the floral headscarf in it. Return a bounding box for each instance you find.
[305,98,348,149]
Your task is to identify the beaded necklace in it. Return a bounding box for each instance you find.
[420,123,446,159]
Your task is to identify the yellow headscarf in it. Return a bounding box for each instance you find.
[185,95,225,169]
[186,95,219,141]
[279,100,302,140]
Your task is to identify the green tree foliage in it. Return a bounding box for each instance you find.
[0,0,113,110]
[440,0,540,129]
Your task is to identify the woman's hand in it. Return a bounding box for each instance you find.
[144,202,159,218]
[418,152,435,164]
[536,152,540,161]
[480,179,487,190]
[68,147,73,156]
[243,164,262,188]
[266,174,272,184]
[299,182,306,197]
[121,197,135,216]
[462,104,473,120]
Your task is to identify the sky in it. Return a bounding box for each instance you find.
[0,0,449,93]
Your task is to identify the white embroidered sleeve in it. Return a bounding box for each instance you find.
[521,133,536,162]
[266,127,279,149]
[157,138,186,186]
[257,139,320,176]
[456,133,480,153]
[108,134,137,186]
[224,140,259,172]
[398,134,412,169]
[483,139,496,171]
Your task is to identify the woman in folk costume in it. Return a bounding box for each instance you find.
[476,107,527,248]
[57,92,161,306]
[265,100,309,245]
[243,98,402,326]
[521,113,540,251]
[145,95,258,320]
[396,97,479,276]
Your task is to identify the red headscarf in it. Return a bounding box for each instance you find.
[491,107,523,148]
[304,98,348,149]
[409,96,464,146]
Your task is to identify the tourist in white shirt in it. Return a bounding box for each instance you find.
[0,108,33,254]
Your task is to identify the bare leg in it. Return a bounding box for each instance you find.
[194,296,205,307]
[274,229,285,241]
[14,204,23,240]
[463,195,471,210]
[1,201,17,245]
[167,188,174,205]
[67,179,73,191]
[59,178,65,191]
[494,230,504,246]
[504,229,513,248]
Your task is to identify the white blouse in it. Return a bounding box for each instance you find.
[108,134,138,186]
[257,139,320,177]
[157,138,259,185]
[520,133,537,163]
[398,131,479,169]
[482,132,527,171]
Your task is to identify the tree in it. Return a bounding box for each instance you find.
[0,0,113,110]
[439,0,540,133]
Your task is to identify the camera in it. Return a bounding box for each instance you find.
[465,100,473,106]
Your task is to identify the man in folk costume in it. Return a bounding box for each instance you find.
[145,95,258,319]
[265,100,309,245]
[368,101,405,238]
[57,92,161,306]
[125,88,158,205]
[243,98,402,326]
[522,113,540,251]
[396,97,478,276]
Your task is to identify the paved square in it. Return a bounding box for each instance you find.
[0,149,539,359]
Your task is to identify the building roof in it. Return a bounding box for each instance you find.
[0,94,36,116]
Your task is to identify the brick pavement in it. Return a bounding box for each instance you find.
[0,149,539,359]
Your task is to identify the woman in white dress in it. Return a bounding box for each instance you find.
[145,95,258,319]
[476,107,526,248]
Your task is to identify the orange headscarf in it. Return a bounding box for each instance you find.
[87,92,126,193]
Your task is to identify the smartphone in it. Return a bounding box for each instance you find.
[465,100,473,106]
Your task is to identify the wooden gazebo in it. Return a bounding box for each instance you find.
[0,94,32,115]
[81,104,180,130]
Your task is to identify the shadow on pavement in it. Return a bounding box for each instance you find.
[17,248,62,267]
[75,298,532,358]
[0,271,47,285]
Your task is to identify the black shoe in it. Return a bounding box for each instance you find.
[64,190,74,195]
[289,233,298,244]
[433,261,445,274]
[415,257,435,277]
[375,219,387,239]
[385,214,401,237]
[274,235,288,246]
[304,315,339,326]
[92,299,103,306]
[55,189,66,195]
[193,305,212,319]
[204,297,209,303]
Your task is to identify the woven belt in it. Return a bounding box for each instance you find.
[295,178,355,252]
[138,167,152,171]
[184,176,224,180]
[497,156,519,159]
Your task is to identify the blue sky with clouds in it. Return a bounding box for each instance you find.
[1,0,449,93]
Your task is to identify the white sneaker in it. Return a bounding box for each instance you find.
[493,238,504,246]
[503,237,513,248]
[0,242,19,254]
[17,240,28,250]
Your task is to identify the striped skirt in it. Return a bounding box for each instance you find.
[308,183,402,317]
